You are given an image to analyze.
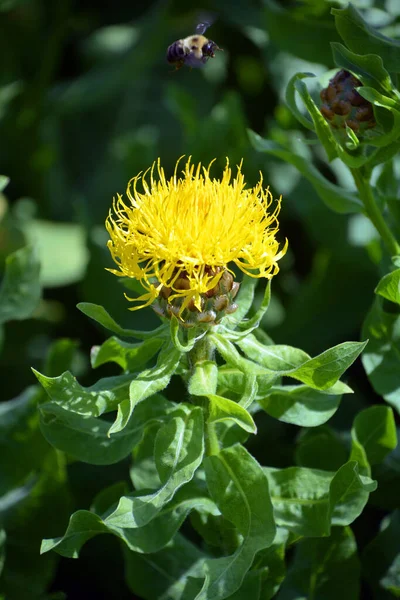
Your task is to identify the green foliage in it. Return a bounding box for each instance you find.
[2,1,400,598]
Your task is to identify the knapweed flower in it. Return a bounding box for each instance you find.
[106,157,287,325]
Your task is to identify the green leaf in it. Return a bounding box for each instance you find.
[265,461,375,537]
[33,369,132,417]
[237,336,311,372]
[264,0,341,66]
[123,533,206,600]
[42,482,216,558]
[290,341,367,390]
[362,300,400,414]
[363,511,400,598]
[332,4,400,73]
[278,526,360,600]
[43,339,79,377]
[0,176,9,192]
[105,404,204,528]
[375,269,400,304]
[0,245,41,325]
[258,384,346,427]
[108,344,181,435]
[225,276,257,328]
[77,301,167,340]
[0,529,5,578]
[90,336,163,371]
[232,280,271,338]
[189,361,218,396]
[197,445,276,599]
[39,394,173,465]
[331,43,394,95]
[295,426,348,471]
[249,131,363,214]
[210,333,278,381]
[351,405,397,467]
[207,395,257,434]
[285,72,316,131]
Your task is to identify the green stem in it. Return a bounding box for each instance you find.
[188,334,220,455]
[351,168,400,256]
[205,421,220,456]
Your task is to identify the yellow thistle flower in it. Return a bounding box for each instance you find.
[106,157,287,322]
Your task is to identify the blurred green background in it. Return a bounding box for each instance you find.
[1,0,398,598]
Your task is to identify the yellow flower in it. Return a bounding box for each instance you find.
[106,157,287,318]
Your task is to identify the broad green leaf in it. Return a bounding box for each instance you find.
[332,4,400,73]
[363,511,400,598]
[123,534,206,600]
[189,361,218,396]
[362,300,400,414]
[90,336,163,371]
[351,405,397,468]
[238,336,310,372]
[232,280,271,338]
[375,269,400,304]
[331,43,394,95]
[33,369,132,417]
[105,404,204,528]
[265,461,375,537]
[39,394,173,465]
[290,341,367,390]
[258,384,346,427]
[42,483,217,558]
[285,72,315,131]
[255,528,288,600]
[0,245,41,325]
[277,526,360,600]
[197,445,276,600]
[249,131,363,214]
[108,344,181,435]
[217,366,276,398]
[77,301,167,340]
[207,395,256,434]
[170,316,200,353]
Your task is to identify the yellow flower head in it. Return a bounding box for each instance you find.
[106,157,287,317]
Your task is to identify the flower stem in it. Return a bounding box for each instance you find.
[351,168,400,257]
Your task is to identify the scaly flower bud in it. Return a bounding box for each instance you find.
[320,69,375,134]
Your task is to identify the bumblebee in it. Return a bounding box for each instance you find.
[167,21,222,70]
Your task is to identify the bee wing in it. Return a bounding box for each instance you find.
[195,21,211,35]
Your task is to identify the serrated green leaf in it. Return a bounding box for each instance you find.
[362,300,400,414]
[105,404,204,528]
[108,344,181,435]
[375,269,400,304]
[207,395,256,434]
[249,131,363,214]
[39,394,173,465]
[197,445,276,600]
[332,4,400,73]
[258,384,345,427]
[33,369,132,417]
[90,336,163,371]
[0,245,41,325]
[77,301,167,340]
[278,526,360,600]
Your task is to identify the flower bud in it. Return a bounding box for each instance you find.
[320,70,375,134]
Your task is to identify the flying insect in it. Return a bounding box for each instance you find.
[166,21,222,70]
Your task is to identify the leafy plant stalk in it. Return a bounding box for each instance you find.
[351,167,400,256]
